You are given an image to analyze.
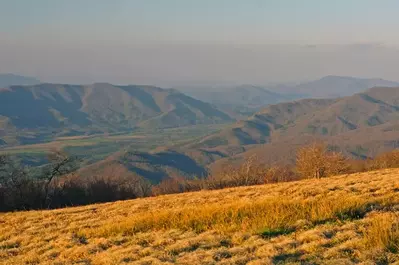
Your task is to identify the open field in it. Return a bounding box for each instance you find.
[0,124,228,164]
[1,169,399,264]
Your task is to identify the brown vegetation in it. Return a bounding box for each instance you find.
[152,155,298,195]
[3,143,399,212]
[0,153,150,212]
[1,168,399,264]
[295,143,349,179]
[152,145,399,196]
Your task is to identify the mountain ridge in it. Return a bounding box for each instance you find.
[0,83,233,145]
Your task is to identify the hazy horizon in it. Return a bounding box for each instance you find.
[2,1,399,86]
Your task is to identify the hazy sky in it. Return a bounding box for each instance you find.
[2,0,399,85]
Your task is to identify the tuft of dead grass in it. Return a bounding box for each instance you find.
[364,212,399,253]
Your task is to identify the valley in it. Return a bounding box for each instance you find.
[2,79,399,183]
[0,124,228,167]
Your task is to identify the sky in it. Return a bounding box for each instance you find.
[1,0,399,85]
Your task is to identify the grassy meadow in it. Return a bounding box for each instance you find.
[1,168,399,264]
[0,124,227,165]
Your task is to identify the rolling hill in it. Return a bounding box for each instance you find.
[2,168,399,264]
[197,86,399,148]
[75,86,399,182]
[196,86,399,171]
[0,83,233,145]
[4,82,399,183]
[128,86,399,179]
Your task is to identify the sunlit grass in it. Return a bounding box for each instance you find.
[1,168,399,264]
[364,212,399,253]
[83,196,380,238]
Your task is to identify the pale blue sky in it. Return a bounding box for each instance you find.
[2,0,399,44]
[1,0,399,84]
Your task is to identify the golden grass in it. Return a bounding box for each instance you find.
[364,212,399,253]
[1,169,399,264]
[85,196,376,237]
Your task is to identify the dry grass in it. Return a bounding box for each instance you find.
[363,212,399,253]
[1,169,399,264]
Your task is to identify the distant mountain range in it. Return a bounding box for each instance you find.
[198,86,399,171]
[197,86,399,149]
[272,75,399,98]
[0,83,233,145]
[109,86,399,181]
[180,85,301,117]
[179,76,399,117]
[0,74,40,87]
[3,74,399,182]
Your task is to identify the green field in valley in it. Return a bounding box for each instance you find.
[0,123,230,165]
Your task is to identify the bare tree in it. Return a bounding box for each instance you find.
[137,177,153,197]
[41,151,78,208]
[228,155,267,186]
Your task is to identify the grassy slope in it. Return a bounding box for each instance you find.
[2,169,399,264]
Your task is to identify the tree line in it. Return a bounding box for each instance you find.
[0,151,151,211]
[152,143,399,195]
[1,143,399,212]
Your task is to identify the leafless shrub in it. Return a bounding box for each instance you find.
[296,143,350,179]
[367,149,399,170]
[152,177,187,196]
[264,165,301,183]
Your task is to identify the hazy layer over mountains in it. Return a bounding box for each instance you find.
[5,44,399,85]
[0,74,40,87]
[179,75,399,115]
[291,75,399,98]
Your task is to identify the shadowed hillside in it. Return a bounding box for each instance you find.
[119,151,209,182]
[195,98,336,148]
[197,87,399,172]
[196,87,399,148]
